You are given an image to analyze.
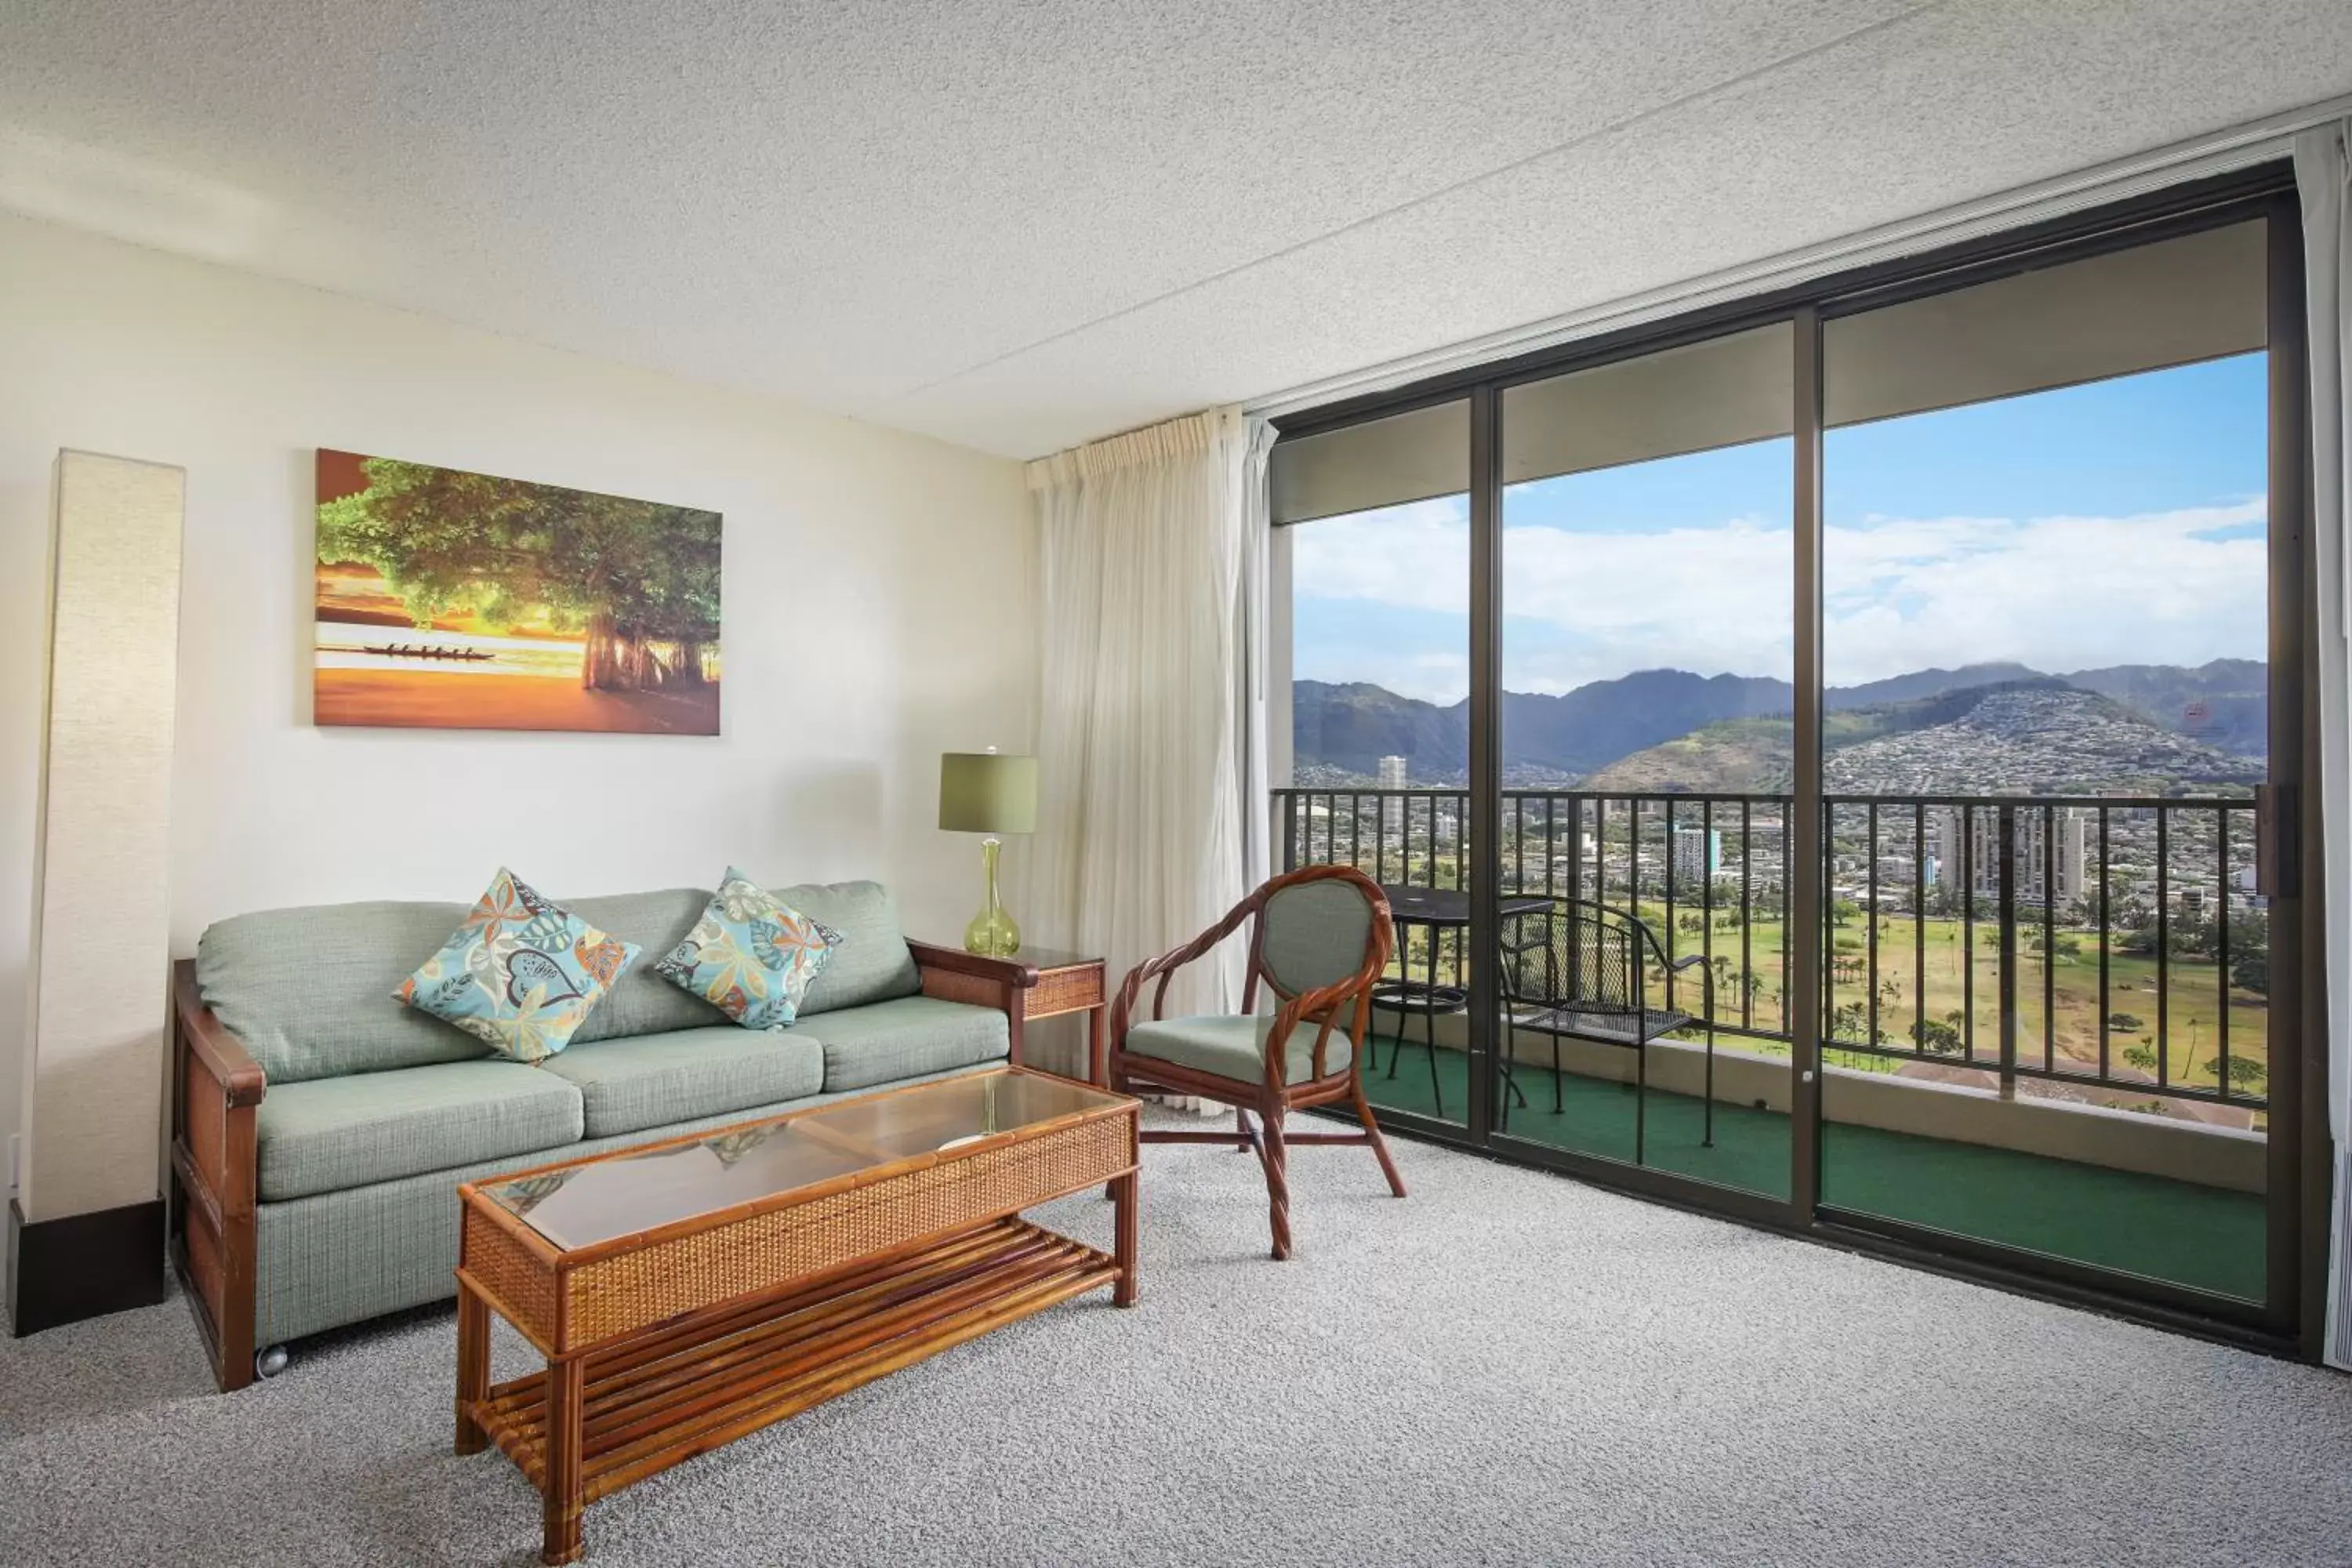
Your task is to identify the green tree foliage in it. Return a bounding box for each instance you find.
[2022,930,2082,960]
[2230,940,2268,996]
[2211,1055,2268,1092]
[318,458,720,691]
[1911,1017,1965,1056]
[1828,999,1889,1046]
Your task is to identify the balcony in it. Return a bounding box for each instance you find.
[1274,785,2269,1303]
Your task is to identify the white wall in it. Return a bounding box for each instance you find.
[0,213,1038,1224]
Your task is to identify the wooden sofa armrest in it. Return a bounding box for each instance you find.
[170,959,263,1392]
[178,965,267,1107]
[909,942,1087,1077]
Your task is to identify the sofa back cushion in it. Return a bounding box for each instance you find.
[198,887,732,1084]
[564,890,730,1044]
[199,899,492,1084]
[771,880,920,1017]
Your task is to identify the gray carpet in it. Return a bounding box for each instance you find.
[6,1121,2352,1568]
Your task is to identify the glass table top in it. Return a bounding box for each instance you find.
[482,1069,1126,1252]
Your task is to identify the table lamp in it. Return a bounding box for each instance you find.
[938,749,1037,956]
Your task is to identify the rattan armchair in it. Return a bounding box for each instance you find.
[1109,864,1404,1259]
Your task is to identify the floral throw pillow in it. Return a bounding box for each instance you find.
[395,868,639,1064]
[654,867,843,1030]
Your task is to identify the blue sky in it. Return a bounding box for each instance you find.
[1290,353,2270,702]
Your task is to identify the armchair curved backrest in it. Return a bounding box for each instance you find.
[1254,873,1385,1004]
[1113,864,1395,1089]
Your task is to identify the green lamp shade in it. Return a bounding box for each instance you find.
[938,752,1037,835]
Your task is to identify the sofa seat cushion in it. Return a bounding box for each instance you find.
[256,1062,584,1203]
[797,997,1010,1093]
[538,1026,826,1138]
[1124,1014,1345,1087]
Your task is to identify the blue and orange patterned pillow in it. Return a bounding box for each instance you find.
[654,867,841,1030]
[396,869,639,1063]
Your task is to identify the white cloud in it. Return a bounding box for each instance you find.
[1287,499,1471,615]
[1817,499,2266,683]
[1289,498,2267,698]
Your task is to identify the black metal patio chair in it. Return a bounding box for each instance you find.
[1496,896,1715,1163]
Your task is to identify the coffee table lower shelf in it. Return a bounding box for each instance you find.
[462,1216,1120,1555]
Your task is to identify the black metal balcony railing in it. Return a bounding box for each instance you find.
[1273,786,2267,1112]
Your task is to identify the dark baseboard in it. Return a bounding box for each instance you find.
[7,1195,168,1337]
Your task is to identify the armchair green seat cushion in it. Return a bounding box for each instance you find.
[538,1025,826,1138]
[799,996,1011,1092]
[255,1061,584,1202]
[1123,1014,1350,1087]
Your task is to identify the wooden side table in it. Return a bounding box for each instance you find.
[908,942,1109,1086]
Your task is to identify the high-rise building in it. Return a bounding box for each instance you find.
[1928,805,2085,906]
[1671,825,1720,888]
[1377,754,1407,839]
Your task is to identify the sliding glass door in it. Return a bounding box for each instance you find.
[1812,217,2296,1316]
[1491,323,1797,1200]
[1274,397,1474,1134]
[1267,169,2313,1341]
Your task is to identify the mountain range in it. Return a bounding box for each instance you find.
[1292,659,2266,791]
[1588,681,2259,795]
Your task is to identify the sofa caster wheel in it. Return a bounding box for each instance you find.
[255,1345,289,1379]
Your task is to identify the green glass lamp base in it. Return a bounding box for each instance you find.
[964,906,1022,958]
[964,837,1022,958]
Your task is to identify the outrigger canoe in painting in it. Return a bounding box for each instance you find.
[319,643,497,662]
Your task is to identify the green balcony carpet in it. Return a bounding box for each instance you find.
[1360,1036,2265,1302]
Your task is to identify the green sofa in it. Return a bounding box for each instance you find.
[169,880,1040,1391]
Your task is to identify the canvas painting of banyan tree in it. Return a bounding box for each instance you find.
[314,450,721,734]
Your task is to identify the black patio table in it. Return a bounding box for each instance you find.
[1373,884,1548,1120]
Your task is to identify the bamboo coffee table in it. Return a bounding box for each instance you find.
[453,1066,1140,1563]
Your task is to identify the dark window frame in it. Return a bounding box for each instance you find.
[1269,158,2327,1359]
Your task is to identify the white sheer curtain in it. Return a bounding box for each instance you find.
[1028,408,1278,1058]
[2296,119,2352,1370]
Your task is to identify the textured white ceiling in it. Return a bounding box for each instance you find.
[3,1,2348,459]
